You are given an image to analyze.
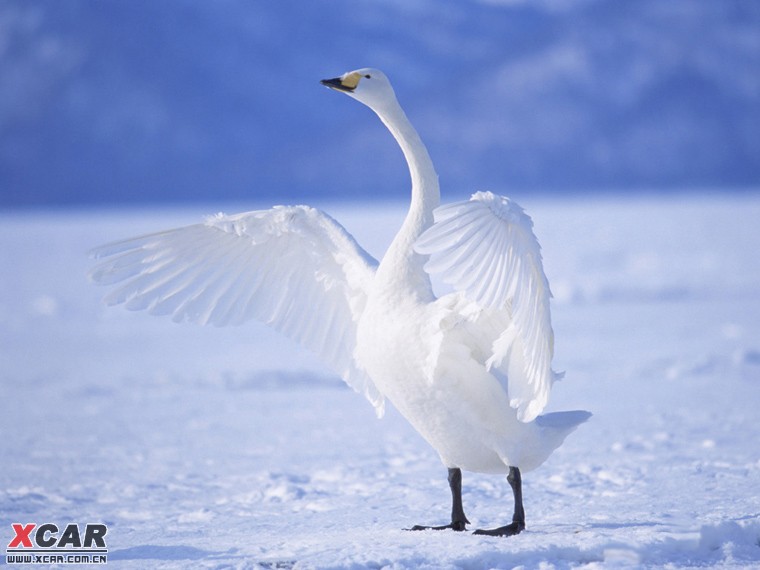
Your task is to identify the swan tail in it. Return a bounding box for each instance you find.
[535,410,591,455]
[535,410,592,430]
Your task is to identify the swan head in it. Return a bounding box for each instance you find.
[321,68,397,110]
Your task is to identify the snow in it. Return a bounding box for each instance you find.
[1,192,760,569]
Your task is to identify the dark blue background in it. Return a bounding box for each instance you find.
[2,0,758,208]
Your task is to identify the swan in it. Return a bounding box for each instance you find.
[89,68,590,536]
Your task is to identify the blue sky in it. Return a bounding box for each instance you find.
[2,0,758,208]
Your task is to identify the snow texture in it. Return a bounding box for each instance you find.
[1,193,760,569]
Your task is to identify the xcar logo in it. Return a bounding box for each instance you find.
[6,523,108,565]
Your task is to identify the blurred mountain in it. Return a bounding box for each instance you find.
[1,0,758,207]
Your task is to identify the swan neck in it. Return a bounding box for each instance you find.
[373,99,440,300]
[377,101,439,214]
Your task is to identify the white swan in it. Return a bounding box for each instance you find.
[89,68,590,536]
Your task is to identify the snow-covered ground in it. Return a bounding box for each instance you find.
[1,192,759,569]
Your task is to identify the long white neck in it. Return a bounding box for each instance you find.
[371,98,440,301]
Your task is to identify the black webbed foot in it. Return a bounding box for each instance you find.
[472,521,525,537]
[407,520,468,532]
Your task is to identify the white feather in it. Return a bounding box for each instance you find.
[90,205,384,414]
[415,191,556,422]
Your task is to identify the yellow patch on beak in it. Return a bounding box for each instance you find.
[340,72,363,90]
[321,71,365,93]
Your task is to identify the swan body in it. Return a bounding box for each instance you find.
[90,68,589,535]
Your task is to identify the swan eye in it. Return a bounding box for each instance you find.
[365,74,371,79]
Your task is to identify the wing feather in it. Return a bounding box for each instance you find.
[422,226,480,276]
[90,205,383,414]
[415,191,555,422]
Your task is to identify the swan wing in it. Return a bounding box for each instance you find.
[415,191,555,422]
[89,205,384,414]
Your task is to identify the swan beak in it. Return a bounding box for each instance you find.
[321,72,361,93]
[320,77,355,93]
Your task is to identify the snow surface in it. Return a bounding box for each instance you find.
[1,193,760,569]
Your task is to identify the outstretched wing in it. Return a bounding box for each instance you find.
[414,191,555,422]
[89,205,384,414]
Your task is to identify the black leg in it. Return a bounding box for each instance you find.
[408,468,470,531]
[447,467,470,530]
[473,466,526,537]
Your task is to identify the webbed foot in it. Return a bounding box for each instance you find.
[407,520,468,532]
[472,521,525,537]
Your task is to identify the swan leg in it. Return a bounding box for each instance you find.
[473,466,525,537]
[408,467,470,531]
